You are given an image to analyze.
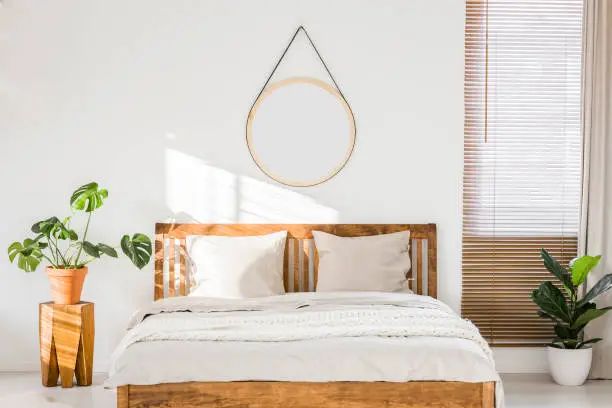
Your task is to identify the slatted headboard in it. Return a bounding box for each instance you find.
[154,223,437,301]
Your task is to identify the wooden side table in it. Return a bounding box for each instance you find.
[39,302,94,388]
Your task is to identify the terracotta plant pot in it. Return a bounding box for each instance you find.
[46,266,88,305]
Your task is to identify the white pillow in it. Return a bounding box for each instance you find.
[313,230,411,292]
[187,231,287,298]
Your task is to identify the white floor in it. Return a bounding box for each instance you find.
[0,373,610,408]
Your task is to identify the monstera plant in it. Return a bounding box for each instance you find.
[8,182,152,305]
[532,249,612,385]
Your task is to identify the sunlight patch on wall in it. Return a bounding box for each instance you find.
[239,176,337,222]
[165,148,337,223]
[165,149,238,222]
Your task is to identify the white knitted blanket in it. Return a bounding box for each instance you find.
[114,292,493,363]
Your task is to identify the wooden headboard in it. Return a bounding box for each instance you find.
[154,223,437,301]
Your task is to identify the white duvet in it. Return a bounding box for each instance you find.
[107,292,503,407]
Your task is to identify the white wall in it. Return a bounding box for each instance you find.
[0,0,537,373]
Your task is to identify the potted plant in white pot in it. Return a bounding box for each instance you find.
[8,182,153,304]
[532,249,612,386]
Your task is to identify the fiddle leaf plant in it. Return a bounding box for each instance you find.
[532,249,612,349]
[8,182,152,271]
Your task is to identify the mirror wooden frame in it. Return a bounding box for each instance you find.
[246,77,356,187]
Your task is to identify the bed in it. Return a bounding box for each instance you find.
[110,223,500,408]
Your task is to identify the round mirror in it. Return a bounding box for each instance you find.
[247,77,355,187]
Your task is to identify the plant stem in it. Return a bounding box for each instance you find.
[50,225,61,265]
[64,243,79,266]
[55,235,68,266]
[54,235,60,264]
[80,257,96,266]
[47,236,67,267]
[41,254,58,268]
[73,212,92,268]
[45,239,58,266]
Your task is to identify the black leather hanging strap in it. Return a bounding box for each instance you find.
[250,26,349,105]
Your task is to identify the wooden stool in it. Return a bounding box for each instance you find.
[39,302,94,388]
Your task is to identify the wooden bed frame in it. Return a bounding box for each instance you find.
[117,223,495,408]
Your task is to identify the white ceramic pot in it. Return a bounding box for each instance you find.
[547,346,592,386]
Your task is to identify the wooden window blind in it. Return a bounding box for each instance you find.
[463,0,584,345]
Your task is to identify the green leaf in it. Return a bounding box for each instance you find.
[8,242,23,263]
[570,255,602,286]
[537,310,562,323]
[541,249,574,294]
[32,217,77,241]
[69,230,78,240]
[97,243,118,258]
[571,302,597,333]
[82,241,100,258]
[21,238,37,256]
[554,324,573,340]
[562,339,581,349]
[531,281,571,323]
[577,338,603,349]
[40,222,57,237]
[70,182,108,212]
[31,217,60,236]
[8,239,43,272]
[58,225,77,241]
[121,233,152,269]
[575,301,597,315]
[577,274,612,308]
[31,217,59,233]
[549,340,564,349]
[571,307,612,330]
[18,254,41,272]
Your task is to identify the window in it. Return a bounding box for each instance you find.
[462,0,584,344]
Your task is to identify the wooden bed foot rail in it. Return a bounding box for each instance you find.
[117,386,128,407]
[117,381,495,408]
